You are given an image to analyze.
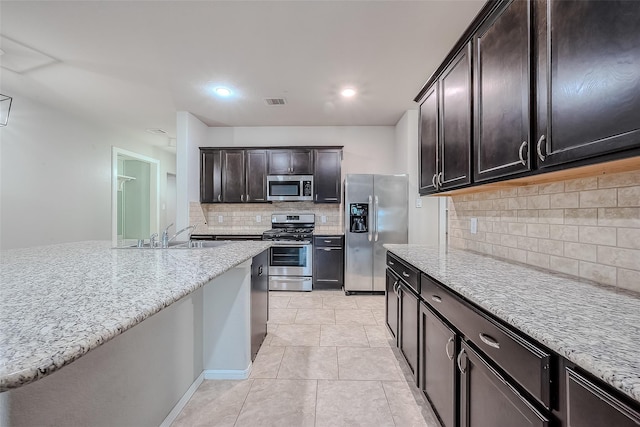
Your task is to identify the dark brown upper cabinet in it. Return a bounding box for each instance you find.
[439,43,472,191]
[313,149,342,203]
[245,149,268,202]
[268,149,313,175]
[474,0,532,182]
[419,85,439,195]
[221,149,246,203]
[534,0,640,168]
[200,149,222,203]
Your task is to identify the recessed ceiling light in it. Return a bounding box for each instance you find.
[341,88,356,98]
[214,87,232,97]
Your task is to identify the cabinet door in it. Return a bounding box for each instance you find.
[566,368,640,427]
[439,43,472,190]
[420,303,457,427]
[245,149,268,202]
[535,0,640,167]
[291,149,313,174]
[385,269,399,341]
[222,150,245,203]
[251,250,268,361]
[268,150,291,175]
[474,0,532,182]
[200,149,222,203]
[458,342,549,427]
[314,149,342,203]
[400,282,419,385]
[419,85,439,195]
[313,247,344,289]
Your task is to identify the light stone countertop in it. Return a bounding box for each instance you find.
[385,244,640,404]
[0,240,272,392]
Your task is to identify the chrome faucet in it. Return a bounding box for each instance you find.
[161,223,174,248]
[169,225,197,244]
[149,233,159,248]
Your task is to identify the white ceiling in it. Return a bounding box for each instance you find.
[0,0,485,147]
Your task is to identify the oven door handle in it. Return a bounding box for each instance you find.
[270,242,311,247]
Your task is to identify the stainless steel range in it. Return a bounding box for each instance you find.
[262,213,314,291]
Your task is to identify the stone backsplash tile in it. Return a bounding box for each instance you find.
[448,169,640,291]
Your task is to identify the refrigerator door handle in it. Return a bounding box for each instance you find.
[374,195,379,241]
[368,195,373,242]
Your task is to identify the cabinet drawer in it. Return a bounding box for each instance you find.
[387,253,420,294]
[422,274,551,409]
[314,235,343,247]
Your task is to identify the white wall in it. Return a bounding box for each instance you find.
[0,94,176,249]
[394,110,440,246]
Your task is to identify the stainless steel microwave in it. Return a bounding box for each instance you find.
[266,175,314,201]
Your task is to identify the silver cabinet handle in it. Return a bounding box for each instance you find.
[431,295,442,303]
[315,194,318,201]
[437,172,443,187]
[431,173,437,189]
[457,349,467,374]
[324,240,333,243]
[536,135,546,162]
[368,195,373,242]
[246,194,250,201]
[241,194,244,202]
[322,248,340,251]
[479,333,500,349]
[445,337,454,361]
[518,141,527,166]
[388,261,394,266]
[217,194,221,202]
[402,272,410,278]
[393,280,400,294]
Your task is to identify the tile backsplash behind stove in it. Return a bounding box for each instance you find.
[189,201,343,234]
[448,169,640,293]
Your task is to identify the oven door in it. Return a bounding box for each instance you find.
[268,242,312,276]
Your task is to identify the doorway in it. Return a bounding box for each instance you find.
[112,147,160,247]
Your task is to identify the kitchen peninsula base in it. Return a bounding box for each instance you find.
[0,261,255,427]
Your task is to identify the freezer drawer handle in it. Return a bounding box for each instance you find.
[431,295,442,303]
[479,333,500,349]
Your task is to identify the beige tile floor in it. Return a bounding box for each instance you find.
[172,290,441,427]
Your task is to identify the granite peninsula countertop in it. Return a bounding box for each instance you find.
[0,240,272,392]
[385,244,640,404]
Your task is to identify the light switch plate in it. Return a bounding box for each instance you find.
[218,215,223,223]
[256,215,261,223]
[470,217,478,234]
[321,215,327,223]
[415,197,422,208]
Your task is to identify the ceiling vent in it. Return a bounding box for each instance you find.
[264,98,287,106]
[146,128,168,135]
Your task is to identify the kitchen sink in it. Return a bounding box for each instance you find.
[115,240,234,249]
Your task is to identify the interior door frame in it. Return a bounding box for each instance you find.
[111,147,160,247]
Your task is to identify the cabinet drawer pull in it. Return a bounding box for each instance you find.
[388,261,394,266]
[324,240,333,243]
[457,349,467,374]
[445,337,454,361]
[479,333,500,349]
[402,272,410,278]
[518,141,527,166]
[536,135,546,162]
[431,295,442,303]
[325,197,338,201]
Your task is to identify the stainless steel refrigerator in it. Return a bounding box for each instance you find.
[344,174,408,293]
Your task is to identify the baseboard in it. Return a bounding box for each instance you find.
[203,364,252,380]
[159,372,205,427]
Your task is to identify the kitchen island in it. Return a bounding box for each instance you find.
[385,244,640,412]
[0,240,271,426]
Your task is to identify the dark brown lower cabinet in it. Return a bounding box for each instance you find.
[399,282,419,385]
[313,236,344,290]
[250,250,268,362]
[420,303,457,427]
[458,342,549,427]
[566,368,640,427]
[385,269,399,342]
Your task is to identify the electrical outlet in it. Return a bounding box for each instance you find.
[256,215,261,223]
[218,215,223,223]
[321,215,327,223]
[415,197,422,208]
[470,217,478,234]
